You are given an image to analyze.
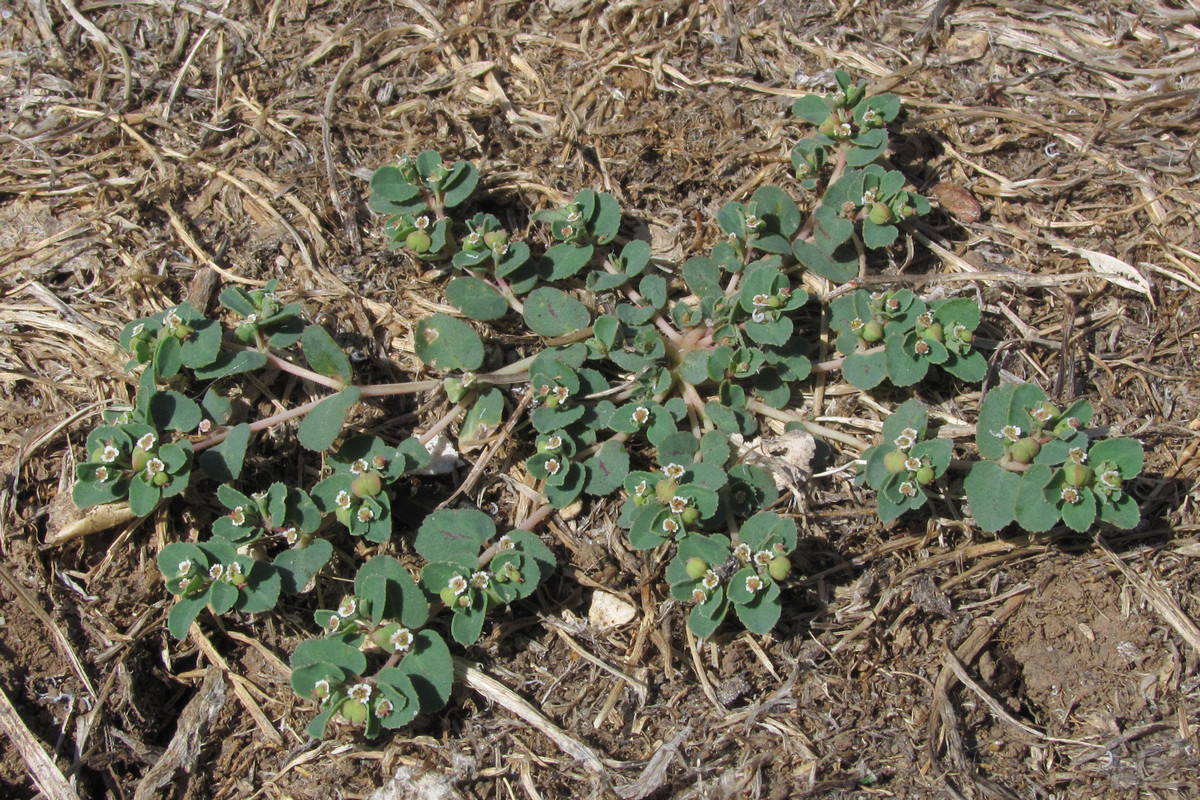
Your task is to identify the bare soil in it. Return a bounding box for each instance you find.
[1,1,1198,798]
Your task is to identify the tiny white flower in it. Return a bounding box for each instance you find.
[144,458,165,479]
[349,683,372,703]
[904,457,922,472]
[663,463,686,480]
[101,444,120,463]
[1030,405,1054,422]
[668,495,689,514]
[553,386,570,404]
[389,627,414,653]
[208,564,225,580]
[544,458,562,476]
[899,481,919,498]
[313,678,331,699]
[701,570,720,590]
[634,480,648,497]
[497,534,514,550]
[225,562,243,580]
[753,550,772,566]
[283,527,299,545]
[230,507,246,526]
[470,571,490,589]
[356,506,374,523]
[692,588,708,603]
[335,490,352,510]
[751,309,767,324]
[375,697,394,716]
[545,434,563,450]
[662,517,680,534]
[136,433,157,451]
[448,575,469,596]
[1060,486,1082,504]
[350,459,369,475]
[337,597,358,618]
[176,559,193,576]
[745,575,764,593]
[631,406,650,425]
[197,419,212,434]
[93,466,109,482]
[734,542,752,562]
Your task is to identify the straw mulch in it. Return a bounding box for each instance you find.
[1,1,1198,798]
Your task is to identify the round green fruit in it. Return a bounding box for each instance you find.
[151,471,171,487]
[680,507,700,526]
[921,322,944,343]
[131,447,150,473]
[406,230,432,252]
[655,479,678,503]
[1010,437,1041,464]
[351,472,382,498]
[685,557,708,580]
[768,556,791,581]
[339,699,368,724]
[915,466,935,485]
[883,450,908,473]
[1063,462,1094,487]
[861,320,884,343]
[483,230,507,247]
[868,202,892,225]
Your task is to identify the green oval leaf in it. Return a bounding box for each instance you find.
[297,387,361,451]
[446,276,509,321]
[414,314,484,371]
[523,288,591,337]
[301,325,353,384]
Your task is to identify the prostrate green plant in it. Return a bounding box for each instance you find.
[71,70,1146,741]
[72,277,560,738]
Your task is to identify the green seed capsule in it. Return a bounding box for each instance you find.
[1063,462,1093,487]
[1010,437,1041,464]
[915,466,935,485]
[152,471,171,487]
[768,556,791,581]
[680,507,700,526]
[131,447,150,473]
[883,450,908,473]
[685,557,708,580]
[921,322,944,343]
[406,230,432,252]
[656,479,678,503]
[351,472,382,498]
[868,202,892,225]
[339,699,368,724]
[862,320,884,342]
